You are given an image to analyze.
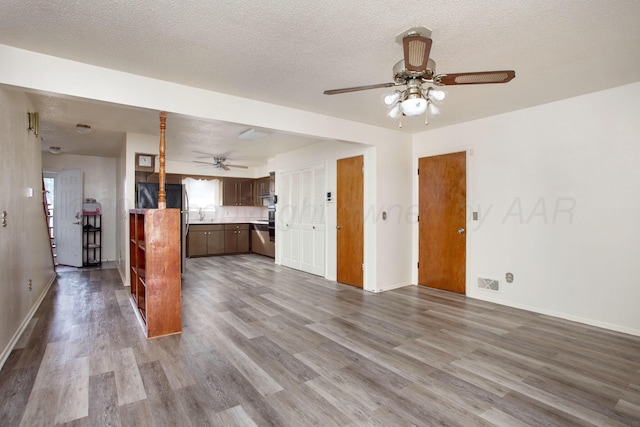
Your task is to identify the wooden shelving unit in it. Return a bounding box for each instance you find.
[129,208,182,338]
[83,214,102,267]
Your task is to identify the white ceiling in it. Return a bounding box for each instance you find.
[2,0,640,162]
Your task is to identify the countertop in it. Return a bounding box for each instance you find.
[189,219,268,225]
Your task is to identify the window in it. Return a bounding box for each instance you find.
[183,177,220,218]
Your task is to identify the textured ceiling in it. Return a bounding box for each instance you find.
[1,0,640,160]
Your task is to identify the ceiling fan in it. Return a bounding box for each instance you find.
[193,156,248,171]
[324,27,515,125]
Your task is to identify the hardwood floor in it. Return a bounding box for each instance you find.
[1,254,639,426]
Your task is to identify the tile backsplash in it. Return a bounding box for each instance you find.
[190,206,267,223]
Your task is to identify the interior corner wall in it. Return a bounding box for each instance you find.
[116,142,126,284]
[413,82,640,335]
[42,152,119,262]
[0,87,56,368]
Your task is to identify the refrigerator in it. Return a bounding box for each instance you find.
[136,182,189,274]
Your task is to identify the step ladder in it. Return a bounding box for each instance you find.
[42,177,57,270]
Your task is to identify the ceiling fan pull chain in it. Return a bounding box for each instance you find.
[424,114,429,126]
[398,117,402,128]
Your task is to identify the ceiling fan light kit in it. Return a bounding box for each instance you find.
[324,26,515,126]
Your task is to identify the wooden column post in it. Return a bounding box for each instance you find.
[158,112,167,209]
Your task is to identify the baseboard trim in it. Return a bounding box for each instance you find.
[0,272,57,369]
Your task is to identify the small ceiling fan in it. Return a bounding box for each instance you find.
[324,27,515,125]
[193,156,248,171]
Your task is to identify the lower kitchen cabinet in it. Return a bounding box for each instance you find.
[187,224,224,257]
[251,225,275,258]
[224,223,250,253]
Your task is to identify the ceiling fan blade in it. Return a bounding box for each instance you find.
[193,160,216,165]
[324,82,397,95]
[403,34,432,72]
[434,70,516,86]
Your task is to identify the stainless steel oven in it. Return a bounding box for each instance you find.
[268,195,276,242]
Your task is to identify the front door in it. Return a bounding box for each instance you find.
[418,152,466,294]
[55,169,83,267]
[337,155,364,288]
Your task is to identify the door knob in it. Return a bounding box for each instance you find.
[73,221,81,225]
[457,227,465,234]
[336,225,341,229]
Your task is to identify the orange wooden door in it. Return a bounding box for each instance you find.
[418,152,466,294]
[337,155,364,288]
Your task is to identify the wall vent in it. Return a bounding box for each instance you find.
[478,277,499,292]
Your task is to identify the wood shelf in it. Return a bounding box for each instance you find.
[129,209,181,338]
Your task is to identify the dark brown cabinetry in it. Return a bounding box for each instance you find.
[222,179,253,206]
[129,209,182,338]
[251,224,275,258]
[187,224,225,257]
[224,223,250,253]
[254,176,271,206]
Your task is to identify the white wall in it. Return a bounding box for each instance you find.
[413,82,640,335]
[267,138,414,292]
[0,87,56,368]
[42,152,119,262]
[0,43,415,295]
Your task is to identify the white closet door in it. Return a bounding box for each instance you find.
[280,170,301,270]
[301,165,325,276]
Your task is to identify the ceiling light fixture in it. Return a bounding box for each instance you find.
[76,123,91,134]
[384,84,446,126]
[238,128,269,141]
[49,146,61,154]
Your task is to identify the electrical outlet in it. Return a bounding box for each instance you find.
[28,279,32,291]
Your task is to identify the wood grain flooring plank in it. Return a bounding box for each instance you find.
[2,259,639,426]
[204,320,284,396]
[88,371,122,427]
[112,347,147,406]
[0,366,38,427]
[217,310,263,339]
[54,356,90,424]
[118,399,154,427]
[214,405,259,427]
[138,360,189,427]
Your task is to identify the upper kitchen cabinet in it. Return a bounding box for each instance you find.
[222,179,254,206]
[254,176,271,207]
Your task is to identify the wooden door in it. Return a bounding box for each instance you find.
[337,155,364,288]
[418,152,466,294]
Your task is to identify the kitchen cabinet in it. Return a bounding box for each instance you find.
[251,224,275,258]
[187,224,224,257]
[129,209,181,338]
[254,176,271,206]
[224,223,250,253]
[222,179,253,206]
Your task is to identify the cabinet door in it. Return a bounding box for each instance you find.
[239,181,253,206]
[207,230,225,255]
[222,180,238,206]
[188,230,208,257]
[236,228,250,253]
[224,229,237,253]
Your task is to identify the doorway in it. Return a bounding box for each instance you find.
[418,151,466,294]
[336,155,364,288]
[54,169,84,267]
